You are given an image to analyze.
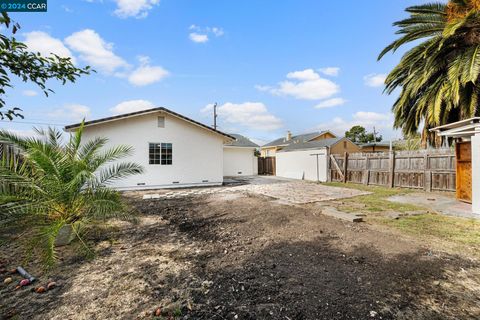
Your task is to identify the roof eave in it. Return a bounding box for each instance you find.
[64,107,235,140]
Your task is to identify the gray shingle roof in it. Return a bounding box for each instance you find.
[262,131,330,148]
[359,141,391,148]
[225,134,259,148]
[278,137,343,152]
[64,107,235,140]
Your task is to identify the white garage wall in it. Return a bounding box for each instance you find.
[223,147,258,176]
[79,112,226,190]
[276,148,328,182]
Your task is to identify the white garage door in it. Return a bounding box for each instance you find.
[276,148,328,182]
[223,147,258,176]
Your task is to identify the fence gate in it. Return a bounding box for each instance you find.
[258,157,276,175]
[455,142,472,203]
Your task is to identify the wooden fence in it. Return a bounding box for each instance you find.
[0,142,21,194]
[329,149,456,192]
[258,157,276,176]
[0,142,18,163]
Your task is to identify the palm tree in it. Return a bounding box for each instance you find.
[0,125,143,267]
[379,0,480,145]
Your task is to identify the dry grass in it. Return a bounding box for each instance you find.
[323,182,480,256]
[382,214,480,246]
[323,182,422,214]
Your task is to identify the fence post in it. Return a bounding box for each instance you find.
[424,153,432,192]
[363,155,370,185]
[327,148,332,182]
[389,151,396,188]
[343,152,349,183]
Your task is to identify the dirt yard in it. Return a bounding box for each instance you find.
[1,181,480,320]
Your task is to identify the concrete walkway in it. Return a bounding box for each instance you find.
[140,176,370,205]
[388,193,478,219]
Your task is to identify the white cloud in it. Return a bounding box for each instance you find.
[113,0,160,18]
[65,29,128,74]
[286,69,320,81]
[354,111,390,123]
[364,73,387,87]
[24,31,76,63]
[25,29,170,86]
[48,104,91,121]
[188,25,224,43]
[316,111,392,134]
[260,69,340,100]
[110,99,155,115]
[211,27,224,37]
[254,85,272,92]
[319,67,340,77]
[314,98,346,109]
[201,102,283,132]
[128,56,169,86]
[22,90,38,97]
[189,33,209,43]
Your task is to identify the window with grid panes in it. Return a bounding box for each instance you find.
[149,143,172,165]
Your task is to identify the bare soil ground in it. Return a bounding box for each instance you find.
[1,190,480,320]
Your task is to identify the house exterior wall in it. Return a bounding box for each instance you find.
[223,147,258,176]
[472,133,480,214]
[260,132,336,157]
[360,146,390,153]
[260,147,277,157]
[276,148,328,182]
[310,132,336,141]
[330,139,361,154]
[79,112,225,190]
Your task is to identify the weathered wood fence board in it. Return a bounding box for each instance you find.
[0,142,22,194]
[258,157,276,176]
[329,149,455,192]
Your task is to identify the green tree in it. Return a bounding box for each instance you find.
[379,1,480,145]
[345,125,382,143]
[394,133,422,151]
[0,125,143,268]
[0,12,91,120]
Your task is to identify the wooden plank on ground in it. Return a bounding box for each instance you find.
[321,207,363,223]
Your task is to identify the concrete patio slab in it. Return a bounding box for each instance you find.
[230,181,370,204]
[136,176,370,205]
[388,193,478,219]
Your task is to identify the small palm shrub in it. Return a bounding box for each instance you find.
[0,125,143,267]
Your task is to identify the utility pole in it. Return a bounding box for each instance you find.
[373,126,377,142]
[213,102,218,130]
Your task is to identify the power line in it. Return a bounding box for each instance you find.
[0,120,67,126]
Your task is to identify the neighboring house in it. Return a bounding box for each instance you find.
[64,107,234,190]
[359,141,392,153]
[275,137,360,182]
[223,134,259,176]
[260,130,337,157]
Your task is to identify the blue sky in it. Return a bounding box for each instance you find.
[1,0,431,144]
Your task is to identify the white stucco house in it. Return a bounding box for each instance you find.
[65,107,235,190]
[275,138,357,182]
[223,134,259,176]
